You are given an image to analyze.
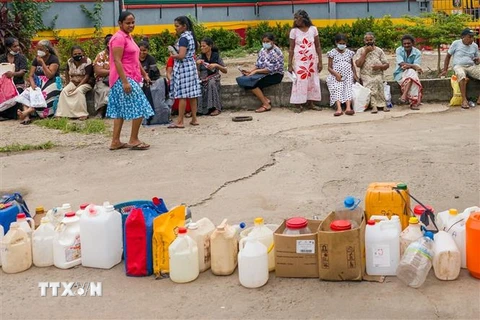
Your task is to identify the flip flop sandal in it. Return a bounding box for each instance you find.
[334,111,343,117]
[345,110,355,116]
[130,142,150,150]
[168,124,185,129]
[410,105,420,110]
[461,102,470,109]
[109,143,129,151]
[20,119,32,125]
[232,116,253,122]
[189,122,199,126]
[255,106,271,113]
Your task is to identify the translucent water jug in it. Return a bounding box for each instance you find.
[1,222,32,273]
[396,232,434,288]
[16,213,35,241]
[53,212,81,269]
[238,237,269,288]
[365,217,401,276]
[466,212,480,279]
[0,224,3,266]
[186,217,216,272]
[211,219,238,276]
[247,217,275,272]
[432,231,461,280]
[400,217,424,256]
[336,196,363,225]
[80,203,122,269]
[169,227,199,283]
[32,217,55,267]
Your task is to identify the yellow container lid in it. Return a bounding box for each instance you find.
[254,217,264,225]
[35,206,45,213]
[449,209,458,215]
[409,217,419,224]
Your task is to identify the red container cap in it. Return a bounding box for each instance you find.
[152,197,161,206]
[414,205,434,215]
[286,217,308,229]
[80,203,89,210]
[178,227,187,234]
[330,220,352,231]
[65,212,76,217]
[367,219,375,226]
[16,213,26,219]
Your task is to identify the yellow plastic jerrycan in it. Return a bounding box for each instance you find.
[365,182,411,230]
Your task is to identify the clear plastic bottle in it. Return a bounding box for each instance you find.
[335,196,363,229]
[396,231,434,288]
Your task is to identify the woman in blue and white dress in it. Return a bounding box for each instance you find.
[168,16,201,129]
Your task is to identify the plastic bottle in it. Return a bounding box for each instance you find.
[238,237,269,288]
[233,222,246,239]
[210,219,238,276]
[365,218,401,276]
[1,222,32,273]
[186,218,216,272]
[76,203,89,217]
[466,212,480,279]
[283,217,311,235]
[436,208,460,231]
[80,203,122,269]
[0,224,4,266]
[32,217,55,267]
[169,227,199,283]
[396,231,435,288]
[248,217,275,272]
[53,212,82,269]
[335,196,363,227]
[16,213,35,241]
[400,217,424,256]
[432,231,461,280]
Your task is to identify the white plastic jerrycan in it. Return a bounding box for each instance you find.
[1,222,32,273]
[211,219,238,276]
[32,217,55,267]
[80,203,122,269]
[400,217,424,256]
[437,209,461,231]
[186,217,216,272]
[447,206,480,268]
[247,217,275,272]
[433,231,461,280]
[0,224,3,267]
[238,236,269,288]
[53,212,81,269]
[169,227,199,283]
[365,217,401,276]
[16,213,35,241]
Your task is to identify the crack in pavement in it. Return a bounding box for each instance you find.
[190,147,285,207]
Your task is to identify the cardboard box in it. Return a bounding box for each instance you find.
[317,211,366,281]
[274,220,322,278]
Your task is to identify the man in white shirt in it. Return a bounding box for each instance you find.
[441,28,480,109]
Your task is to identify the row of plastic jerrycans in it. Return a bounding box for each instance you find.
[0,202,122,273]
[365,206,480,285]
[168,217,277,288]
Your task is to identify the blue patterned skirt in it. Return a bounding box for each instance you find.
[107,78,154,120]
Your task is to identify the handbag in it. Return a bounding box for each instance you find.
[236,73,267,88]
[30,87,47,109]
[0,75,19,112]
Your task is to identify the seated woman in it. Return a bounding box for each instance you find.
[166,55,191,116]
[236,32,284,113]
[196,38,227,116]
[93,34,113,118]
[55,46,93,119]
[0,37,28,120]
[17,39,62,124]
[393,34,423,110]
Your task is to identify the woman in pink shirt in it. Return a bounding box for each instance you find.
[107,11,153,151]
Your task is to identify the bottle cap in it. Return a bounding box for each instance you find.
[65,212,76,218]
[396,183,408,190]
[188,222,198,230]
[414,205,434,215]
[424,231,434,240]
[254,217,264,225]
[449,209,458,215]
[330,220,352,231]
[80,203,89,210]
[35,206,45,214]
[367,219,375,225]
[239,222,246,229]
[16,213,26,219]
[409,217,419,224]
[62,203,71,209]
[178,227,187,234]
[344,196,356,209]
[152,197,161,206]
[286,217,308,229]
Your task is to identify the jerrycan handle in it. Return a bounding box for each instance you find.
[239,237,247,252]
[369,215,389,222]
[26,217,35,230]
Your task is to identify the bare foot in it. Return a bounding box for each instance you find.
[17,109,26,121]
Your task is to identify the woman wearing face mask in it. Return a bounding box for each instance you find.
[196,37,227,116]
[168,15,201,128]
[288,10,322,111]
[93,34,113,118]
[55,46,93,119]
[326,34,358,116]
[0,37,27,120]
[236,32,284,113]
[107,11,153,150]
[16,39,62,125]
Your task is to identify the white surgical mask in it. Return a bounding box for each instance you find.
[37,50,46,57]
[9,50,19,56]
[337,44,347,51]
[263,42,272,50]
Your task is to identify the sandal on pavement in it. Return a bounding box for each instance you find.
[109,143,129,151]
[410,104,420,110]
[345,110,355,116]
[255,106,271,113]
[210,110,221,116]
[130,142,150,150]
[334,111,343,117]
[20,119,32,125]
[189,122,199,126]
[461,101,470,109]
[168,123,185,129]
[232,116,253,122]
